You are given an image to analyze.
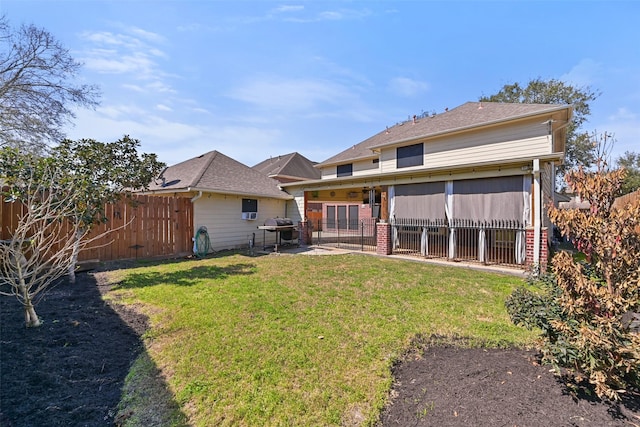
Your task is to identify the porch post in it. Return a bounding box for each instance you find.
[533,159,541,266]
[380,186,389,222]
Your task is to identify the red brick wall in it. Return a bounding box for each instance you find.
[376,221,392,255]
[525,227,548,269]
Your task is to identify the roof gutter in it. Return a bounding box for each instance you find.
[143,186,293,200]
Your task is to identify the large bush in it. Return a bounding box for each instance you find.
[507,165,640,400]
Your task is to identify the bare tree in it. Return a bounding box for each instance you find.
[0,161,105,327]
[0,15,99,153]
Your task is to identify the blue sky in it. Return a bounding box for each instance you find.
[1,0,638,167]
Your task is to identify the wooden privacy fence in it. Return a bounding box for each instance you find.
[1,194,194,262]
[613,188,640,209]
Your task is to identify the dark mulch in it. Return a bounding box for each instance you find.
[379,342,640,427]
[0,270,147,427]
[1,267,638,427]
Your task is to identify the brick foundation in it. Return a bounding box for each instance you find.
[376,221,392,256]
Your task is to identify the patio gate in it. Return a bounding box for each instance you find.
[309,218,378,252]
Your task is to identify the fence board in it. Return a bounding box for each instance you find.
[1,193,194,262]
[613,189,640,209]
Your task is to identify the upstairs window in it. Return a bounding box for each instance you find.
[397,143,424,168]
[337,163,353,177]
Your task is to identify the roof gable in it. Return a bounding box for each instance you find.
[147,150,291,199]
[252,152,320,181]
[317,102,571,167]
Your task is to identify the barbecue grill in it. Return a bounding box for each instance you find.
[257,218,299,251]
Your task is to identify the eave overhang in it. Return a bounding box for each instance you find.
[138,186,294,200]
[282,153,564,190]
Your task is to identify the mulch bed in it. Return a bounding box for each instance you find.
[1,268,638,427]
[0,270,147,427]
[379,343,639,426]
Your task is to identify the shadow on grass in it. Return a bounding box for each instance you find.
[0,272,189,427]
[113,263,257,289]
[115,350,189,427]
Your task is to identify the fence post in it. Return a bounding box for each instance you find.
[298,220,311,246]
[376,221,392,255]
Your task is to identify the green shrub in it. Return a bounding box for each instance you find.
[505,272,563,341]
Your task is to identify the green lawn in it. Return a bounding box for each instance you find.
[105,252,536,427]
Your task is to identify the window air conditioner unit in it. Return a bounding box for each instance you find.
[242,212,257,220]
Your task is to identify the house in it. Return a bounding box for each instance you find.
[252,152,324,227]
[282,101,574,268]
[252,152,321,183]
[145,150,293,253]
[557,194,590,210]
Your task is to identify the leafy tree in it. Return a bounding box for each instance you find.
[1,136,164,285]
[480,78,600,181]
[507,160,640,400]
[616,151,640,195]
[51,136,165,283]
[0,15,99,153]
[0,138,164,325]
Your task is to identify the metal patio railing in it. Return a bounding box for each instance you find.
[309,218,378,252]
[391,218,526,268]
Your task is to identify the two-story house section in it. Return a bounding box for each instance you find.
[282,101,573,269]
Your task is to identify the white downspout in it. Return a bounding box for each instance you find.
[533,159,541,267]
[190,190,203,203]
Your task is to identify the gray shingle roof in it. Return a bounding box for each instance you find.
[252,152,320,180]
[317,101,570,167]
[147,150,291,199]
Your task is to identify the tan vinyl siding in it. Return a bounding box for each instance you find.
[353,159,380,176]
[194,193,287,251]
[288,190,305,222]
[380,121,551,174]
[321,167,337,179]
[320,159,378,179]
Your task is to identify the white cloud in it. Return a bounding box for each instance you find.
[388,77,430,97]
[79,26,169,81]
[156,104,173,112]
[146,81,177,94]
[592,107,640,158]
[273,5,304,13]
[228,77,354,111]
[561,58,603,87]
[128,26,165,44]
[83,52,157,76]
[608,107,637,122]
[318,11,343,20]
[122,84,145,92]
[64,107,286,166]
[244,5,371,24]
